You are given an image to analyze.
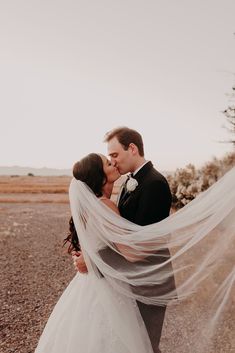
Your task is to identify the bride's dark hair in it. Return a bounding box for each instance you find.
[64,153,107,253]
[73,153,107,197]
[63,217,81,254]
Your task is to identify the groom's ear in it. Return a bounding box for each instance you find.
[129,143,138,155]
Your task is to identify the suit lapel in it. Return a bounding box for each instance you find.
[118,162,154,207]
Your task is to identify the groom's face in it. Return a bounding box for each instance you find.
[107,137,133,175]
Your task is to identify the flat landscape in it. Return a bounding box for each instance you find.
[0,176,234,353]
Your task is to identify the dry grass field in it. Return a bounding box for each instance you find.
[0,175,121,203]
[0,176,71,194]
[0,176,71,203]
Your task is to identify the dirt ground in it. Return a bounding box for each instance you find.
[0,202,74,353]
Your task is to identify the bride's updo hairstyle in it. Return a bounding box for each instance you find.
[64,153,107,253]
[72,153,107,197]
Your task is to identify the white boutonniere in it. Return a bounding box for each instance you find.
[126,177,138,192]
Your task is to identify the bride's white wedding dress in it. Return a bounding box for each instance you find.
[35,244,154,353]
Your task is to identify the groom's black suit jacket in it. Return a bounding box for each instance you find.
[117,161,176,296]
[118,161,172,226]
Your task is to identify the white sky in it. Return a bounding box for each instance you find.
[0,0,235,171]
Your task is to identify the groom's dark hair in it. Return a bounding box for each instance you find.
[104,127,144,156]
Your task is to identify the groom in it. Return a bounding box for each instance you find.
[105,127,172,225]
[104,127,174,353]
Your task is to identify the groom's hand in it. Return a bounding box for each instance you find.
[72,251,88,274]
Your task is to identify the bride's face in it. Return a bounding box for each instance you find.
[100,154,120,183]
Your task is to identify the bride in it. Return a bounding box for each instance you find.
[35,153,235,353]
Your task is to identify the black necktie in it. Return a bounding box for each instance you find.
[125,173,133,188]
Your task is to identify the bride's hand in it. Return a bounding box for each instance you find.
[72,251,88,274]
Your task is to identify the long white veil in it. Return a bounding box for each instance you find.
[69,166,235,353]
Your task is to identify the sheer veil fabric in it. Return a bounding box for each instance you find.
[69,166,235,353]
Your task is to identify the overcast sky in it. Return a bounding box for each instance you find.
[0,0,235,171]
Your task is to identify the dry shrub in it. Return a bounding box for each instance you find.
[167,152,235,209]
